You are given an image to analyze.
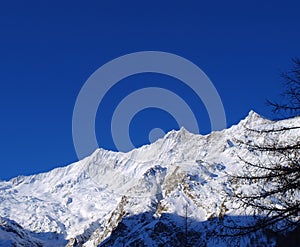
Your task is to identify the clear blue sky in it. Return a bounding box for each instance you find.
[1,1,300,180]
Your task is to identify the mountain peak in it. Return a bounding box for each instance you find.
[238,110,271,128]
[168,126,192,137]
[1,111,300,246]
[246,110,263,120]
[176,126,191,136]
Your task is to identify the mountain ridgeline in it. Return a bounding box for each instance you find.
[0,111,299,246]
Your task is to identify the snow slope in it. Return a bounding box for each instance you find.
[0,111,299,246]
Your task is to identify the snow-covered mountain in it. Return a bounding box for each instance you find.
[0,111,299,246]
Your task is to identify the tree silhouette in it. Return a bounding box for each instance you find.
[228,59,300,238]
[267,58,300,117]
[229,126,300,234]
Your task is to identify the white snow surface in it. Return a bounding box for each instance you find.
[0,110,299,246]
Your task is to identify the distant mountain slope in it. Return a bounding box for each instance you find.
[0,111,299,246]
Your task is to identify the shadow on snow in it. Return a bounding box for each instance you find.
[99,212,299,247]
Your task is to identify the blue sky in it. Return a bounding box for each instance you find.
[1,1,300,180]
